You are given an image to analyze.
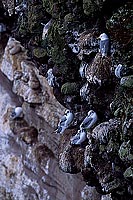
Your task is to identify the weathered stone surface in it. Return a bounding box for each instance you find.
[123,166,133,179]
[81,185,101,200]
[118,141,133,163]
[1,38,28,81]
[101,194,112,200]
[1,1,133,199]
[78,31,99,60]
[0,43,85,200]
[83,0,105,16]
[91,118,121,144]
[85,53,111,86]
[1,38,65,128]
[0,70,21,134]
[18,126,38,145]
[59,129,85,173]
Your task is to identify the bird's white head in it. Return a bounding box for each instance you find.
[98,33,109,40]
[65,109,70,115]
[88,110,95,116]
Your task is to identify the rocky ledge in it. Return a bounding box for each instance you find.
[0,0,133,199]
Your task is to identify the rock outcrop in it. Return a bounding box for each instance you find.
[1,37,65,128]
[0,38,86,200]
[0,0,132,200]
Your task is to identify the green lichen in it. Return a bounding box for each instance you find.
[83,0,103,17]
[64,13,74,22]
[106,138,119,153]
[120,75,133,89]
[61,82,80,95]
[123,166,133,179]
[47,21,66,65]
[33,47,47,59]
[42,0,67,18]
[107,3,133,65]
[28,4,45,34]
[118,141,133,162]
[114,107,124,118]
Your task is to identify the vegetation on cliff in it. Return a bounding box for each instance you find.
[1,0,133,199]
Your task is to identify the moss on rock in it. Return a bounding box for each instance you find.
[61,82,80,95]
[118,141,133,163]
[123,166,133,179]
[83,0,101,17]
[32,47,48,63]
[120,75,133,89]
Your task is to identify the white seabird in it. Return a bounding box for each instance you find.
[70,128,87,145]
[15,0,27,13]
[115,64,132,78]
[41,19,52,40]
[68,43,80,54]
[79,61,88,78]
[0,23,6,33]
[98,33,109,57]
[80,110,98,130]
[10,107,23,119]
[0,23,6,40]
[46,68,56,87]
[72,31,80,41]
[80,82,90,102]
[56,110,74,134]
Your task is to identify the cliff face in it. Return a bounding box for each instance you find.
[0,0,133,200]
[0,38,87,200]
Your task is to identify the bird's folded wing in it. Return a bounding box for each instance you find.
[82,117,92,126]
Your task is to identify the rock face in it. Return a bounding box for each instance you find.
[1,0,133,200]
[1,37,65,128]
[85,53,111,86]
[0,39,86,200]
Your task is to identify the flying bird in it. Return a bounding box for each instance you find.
[10,107,23,119]
[80,110,98,130]
[98,33,110,57]
[70,128,87,145]
[56,110,74,134]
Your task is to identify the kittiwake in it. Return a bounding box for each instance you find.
[98,33,109,57]
[55,109,74,134]
[70,128,87,145]
[115,64,133,78]
[80,110,98,129]
[10,107,23,119]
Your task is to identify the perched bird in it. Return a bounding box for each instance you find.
[72,31,80,41]
[0,23,6,40]
[15,0,27,14]
[115,64,133,78]
[98,33,109,57]
[10,107,23,119]
[80,110,98,130]
[56,110,74,134]
[70,128,87,145]
[68,43,80,54]
[79,61,88,78]
[80,82,90,102]
[46,68,56,87]
[0,23,6,33]
[41,19,52,40]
